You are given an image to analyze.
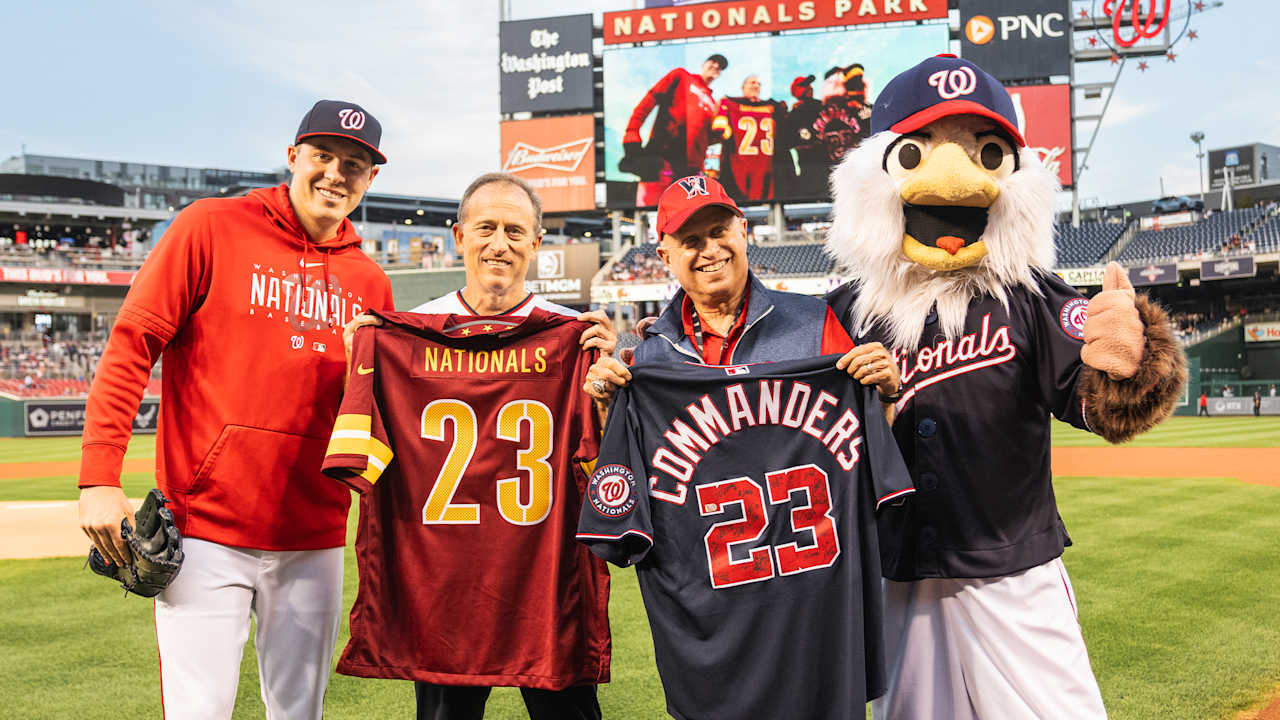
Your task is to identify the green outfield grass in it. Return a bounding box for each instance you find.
[1053,415,1280,447]
[2,422,1279,718]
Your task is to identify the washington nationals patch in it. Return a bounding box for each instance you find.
[1059,298,1088,340]
[588,464,638,518]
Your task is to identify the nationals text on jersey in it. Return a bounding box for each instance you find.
[651,378,864,502]
[249,265,365,329]
[421,345,550,375]
[893,312,1017,387]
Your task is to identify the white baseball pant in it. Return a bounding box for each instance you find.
[872,557,1108,720]
[154,538,343,720]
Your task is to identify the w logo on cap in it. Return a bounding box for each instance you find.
[337,108,366,130]
[927,67,977,100]
[675,176,709,199]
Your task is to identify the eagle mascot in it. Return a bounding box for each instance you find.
[825,55,1186,720]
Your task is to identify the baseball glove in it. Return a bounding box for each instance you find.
[88,488,184,597]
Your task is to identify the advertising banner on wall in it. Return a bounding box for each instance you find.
[525,243,600,306]
[1127,262,1178,287]
[1056,266,1105,287]
[1245,321,1280,343]
[0,267,136,286]
[603,22,949,208]
[604,0,947,44]
[1006,83,1072,187]
[958,0,1070,80]
[25,398,159,437]
[1200,256,1256,281]
[499,14,594,114]
[500,115,596,213]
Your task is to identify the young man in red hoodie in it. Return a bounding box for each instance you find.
[77,100,395,719]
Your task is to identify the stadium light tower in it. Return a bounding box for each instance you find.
[1190,131,1206,205]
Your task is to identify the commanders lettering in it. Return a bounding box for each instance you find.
[424,346,548,375]
[649,379,863,505]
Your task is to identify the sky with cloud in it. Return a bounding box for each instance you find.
[0,0,1272,209]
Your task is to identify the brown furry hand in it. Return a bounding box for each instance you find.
[1081,263,1144,380]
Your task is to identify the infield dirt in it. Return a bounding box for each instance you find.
[4,445,1276,559]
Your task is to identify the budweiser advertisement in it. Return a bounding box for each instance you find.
[603,22,948,208]
[604,0,947,44]
[1006,83,1072,187]
[500,115,596,213]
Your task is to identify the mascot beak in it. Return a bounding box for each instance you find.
[898,140,1001,271]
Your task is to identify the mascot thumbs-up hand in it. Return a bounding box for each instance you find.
[1078,262,1187,443]
[1081,262,1144,380]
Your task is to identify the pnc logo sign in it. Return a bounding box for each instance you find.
[965,15,995,44]
[965,12,1065,43]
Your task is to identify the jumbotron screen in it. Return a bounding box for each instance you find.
[603,22,949,208]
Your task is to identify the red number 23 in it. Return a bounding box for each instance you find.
[696,464,841,589]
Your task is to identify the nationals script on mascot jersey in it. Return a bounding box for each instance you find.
[322,308,611,688]
[828,272,1094,580]
[577,356,913,720]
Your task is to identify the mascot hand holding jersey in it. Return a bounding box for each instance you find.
[825,55,1186,719]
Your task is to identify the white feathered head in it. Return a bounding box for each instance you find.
[825,55,1059,353]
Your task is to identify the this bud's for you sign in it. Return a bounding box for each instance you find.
[499,14,594,114]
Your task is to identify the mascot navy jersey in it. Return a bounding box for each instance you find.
[577,356,913,720]
[828,272,1095,581]
[322,308,610,689]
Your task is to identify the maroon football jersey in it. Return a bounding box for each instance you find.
[322,307,610,689]
[713,96,777,201]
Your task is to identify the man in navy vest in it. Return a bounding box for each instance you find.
[584,174,900,418]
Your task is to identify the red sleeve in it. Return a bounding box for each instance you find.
[79,203,214,488]
[819,307,855,354]
[321,326,393,495]
[625,69,681,144]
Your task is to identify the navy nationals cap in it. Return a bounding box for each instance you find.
[871,54,1024,147]
[295,100,387,164]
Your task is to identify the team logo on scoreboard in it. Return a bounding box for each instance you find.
[588,464,638,517]
[1059,298,1089,340]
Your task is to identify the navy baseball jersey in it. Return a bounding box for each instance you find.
[322,308,611,688]
[577,356,913,720]
[827,272,1094,581]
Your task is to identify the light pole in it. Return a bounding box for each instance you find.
[1190,131,1206,206]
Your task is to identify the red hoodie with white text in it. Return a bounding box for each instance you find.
[79,184,394,550]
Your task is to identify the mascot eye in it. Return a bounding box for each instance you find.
[898,143,921,170]
[980,142,1005,170]
[974,134,1017,176]
[884,137,929,178]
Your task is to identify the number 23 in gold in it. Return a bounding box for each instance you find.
[420,399,554,526]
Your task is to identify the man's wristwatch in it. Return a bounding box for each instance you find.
[878,384,904,403]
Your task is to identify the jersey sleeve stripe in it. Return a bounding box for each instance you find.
[325,435,394,470]
[333,413,373,433]
[876,487,915,510]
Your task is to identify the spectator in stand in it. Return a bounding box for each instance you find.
[1223,385,1233,397]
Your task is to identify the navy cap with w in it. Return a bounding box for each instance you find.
[295,99,388,164]
[871,54,1024,147]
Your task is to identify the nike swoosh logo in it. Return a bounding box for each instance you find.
[357,365,374,375]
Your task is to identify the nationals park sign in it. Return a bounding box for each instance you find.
[604,0,946,44]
